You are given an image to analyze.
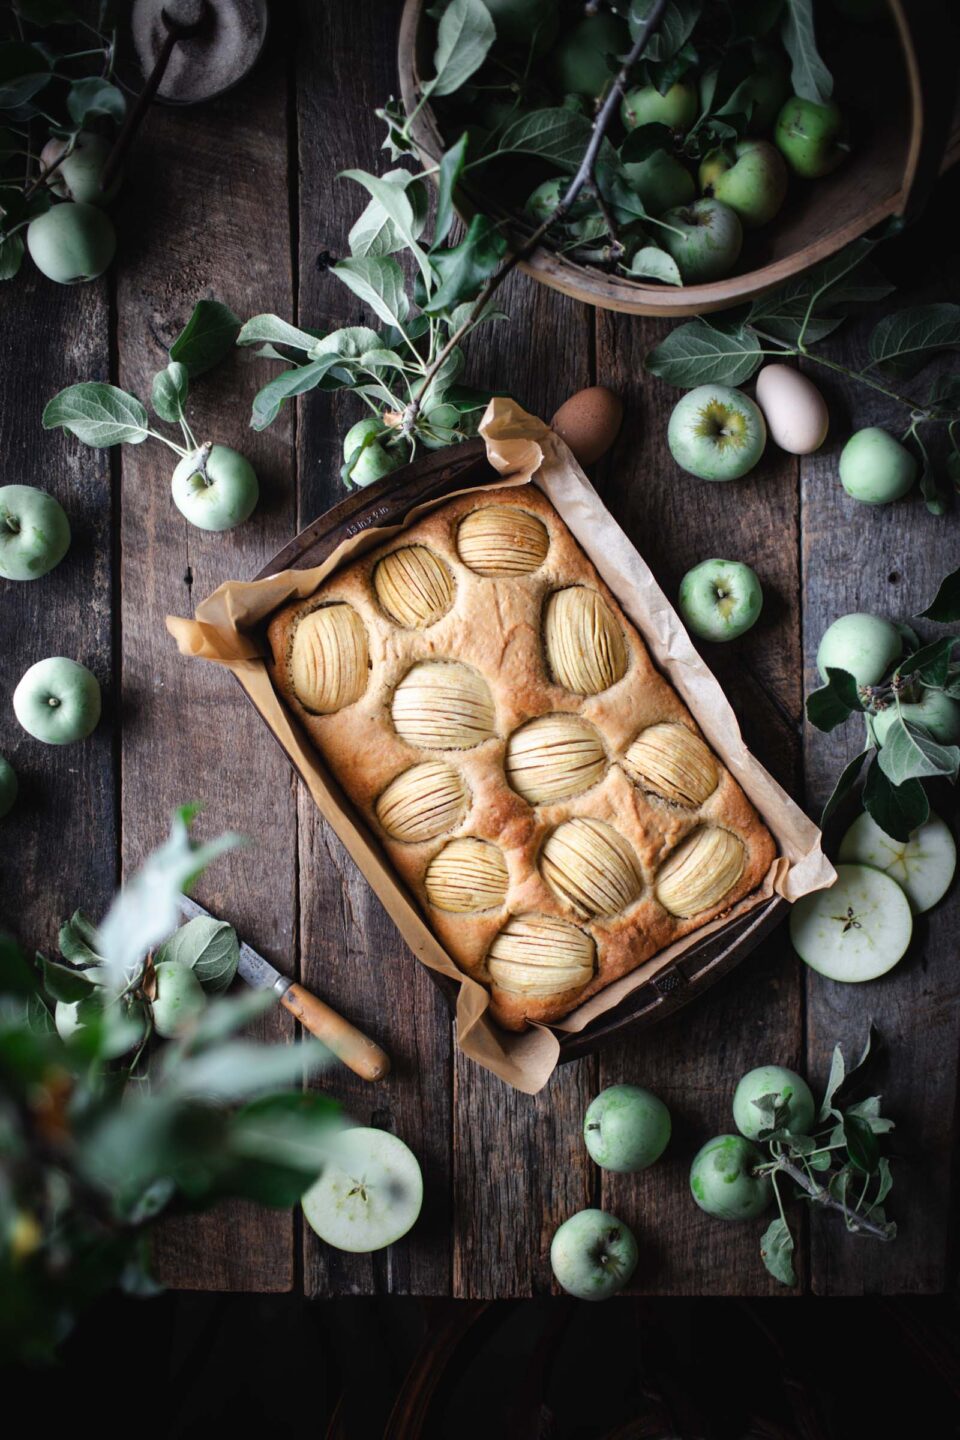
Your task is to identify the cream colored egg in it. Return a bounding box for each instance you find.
[754,365,829,456]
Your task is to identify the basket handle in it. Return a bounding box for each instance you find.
[890,0,960,222]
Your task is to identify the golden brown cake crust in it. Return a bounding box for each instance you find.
[266,487,777,1031]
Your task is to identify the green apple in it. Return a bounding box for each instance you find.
[690,1135,772,1220]
[13,657,101,745]
[39,132,120,205]
[816,613,902,687]
[550,1208,638,1300]
[668,385,766,481]
[733,1066,815,1141]
[621,82,697,134]
[0,755,17,818]
[775,97,846,178]
[171,443,258,531]
[699,140,788,229]
[790,862,912,982]
[659,198,743,283]
[583,1084,671,1172]
[484,0,556,47]
[524,176,593,225]
[0,484,70,581]
[679,558,763,641]
[839,427,917,505]
[552,12,629,99]
[872,688,960,747]
[839,810,956,915]
[26,202,116,284]
[622,148,695,216]
[151,961,208,1038]
[302,1127,423,1252]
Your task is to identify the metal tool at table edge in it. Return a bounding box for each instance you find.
[178,895,390,1082]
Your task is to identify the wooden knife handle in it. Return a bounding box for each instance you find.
[280,983,390,1082]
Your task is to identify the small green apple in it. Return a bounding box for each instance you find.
[667,385,766,481]
[550,1208,638,1300]
[13,656,101,745]
[873,689,960,747]
[621,81,697,134]
[0,755,17,818]
[775,96,846,178]
[524,177,593,225]
[151,961,208,1038]
[0,484,71,581]
[659,198,743,283]
[171,443,258,531]
[733,1065,816,1141]
[552,12,630,98]
[679,558,763,641]
[690,1135,772,1220]
[839,427,917,505]
[39,132,120,205]
[622,148,695,216]
[26,202,116,284]
[699,139,788,229]
[816,613,902,687]
[583,1084,671,1172]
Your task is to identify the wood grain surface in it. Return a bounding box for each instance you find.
[1,0,957,1299]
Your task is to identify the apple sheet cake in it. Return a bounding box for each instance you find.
[267,487,776,1031]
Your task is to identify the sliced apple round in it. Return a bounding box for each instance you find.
[838,811,956,915]
[301,1127,423,1253]
[789,863,912,982]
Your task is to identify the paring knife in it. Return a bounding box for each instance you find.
[177,895,390,1082]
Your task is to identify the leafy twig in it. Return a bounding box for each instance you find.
[400,0,671,438]
[771,1155,895,1241]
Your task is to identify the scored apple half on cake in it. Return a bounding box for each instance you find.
[266,488,776,1032]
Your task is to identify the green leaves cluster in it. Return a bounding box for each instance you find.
[754,1030,896,1289]
[806,566,960,841]
[0,808,340,1364]
[240,157,504,480]
[0,7,125,281]
[43,299,241,458]
[646,240,960,513]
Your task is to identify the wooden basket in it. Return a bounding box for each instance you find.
[251,444,786,1062]
[397,0,960,316]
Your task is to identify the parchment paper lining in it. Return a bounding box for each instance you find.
[167,399,834,1094]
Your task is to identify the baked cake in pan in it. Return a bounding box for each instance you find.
[267,486,776,1031]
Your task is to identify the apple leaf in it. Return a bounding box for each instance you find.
[876,717,960,786]
[250,356,351,431]
[151,361,189,425]
[627,0,701,61]
[867,303,960,380]
[499,108,603,172]
[433,132,468,248]
[170,299,241,378]
[237,314,322,353]
[0,232,24,282]
[919,564,960,624]
[820,747,871,829]
[42,383,149,447]
[844,1113,880,1175]
[645,320,762,387]
[862,755,929,843]
[424,0,495,99]
[805,667,862,732]
[622,247,683,286]
[895,636,957,687]
[760,1215,797,1287]
[619,122,674,164]
[780,0,833,105]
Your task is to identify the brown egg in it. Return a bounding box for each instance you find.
[550,386,623,466]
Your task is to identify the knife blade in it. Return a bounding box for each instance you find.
[177,895,390,1082]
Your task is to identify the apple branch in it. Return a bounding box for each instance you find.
[772,1155,895,1242]
[401,0,670,437]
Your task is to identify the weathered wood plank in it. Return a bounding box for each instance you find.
[114,45,298,1291]
[295,0,454,1297]
[453,275,599,1299]
[594,310,807,1295]
[801,216,960,1293]
[0,280,115,952]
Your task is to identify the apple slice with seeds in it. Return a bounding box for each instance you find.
[838,811,956,915]
[789,863,912,983]
[301,1127,422,1253]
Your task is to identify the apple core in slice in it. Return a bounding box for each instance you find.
[789,863,912,982]
[301,1127,423,1253]
[838,811,956,915]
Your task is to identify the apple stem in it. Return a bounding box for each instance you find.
[771,1156,895,1241]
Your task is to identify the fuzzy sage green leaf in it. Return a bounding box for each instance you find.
[169,299,241,378]
[155,915,240,995]
[42,382,150,447]
[425,0,495,99]
[646,320,763,387]
[780,0,833,105]
[151,361,189,424]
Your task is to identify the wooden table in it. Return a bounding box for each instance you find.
[3,1,958,1298]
